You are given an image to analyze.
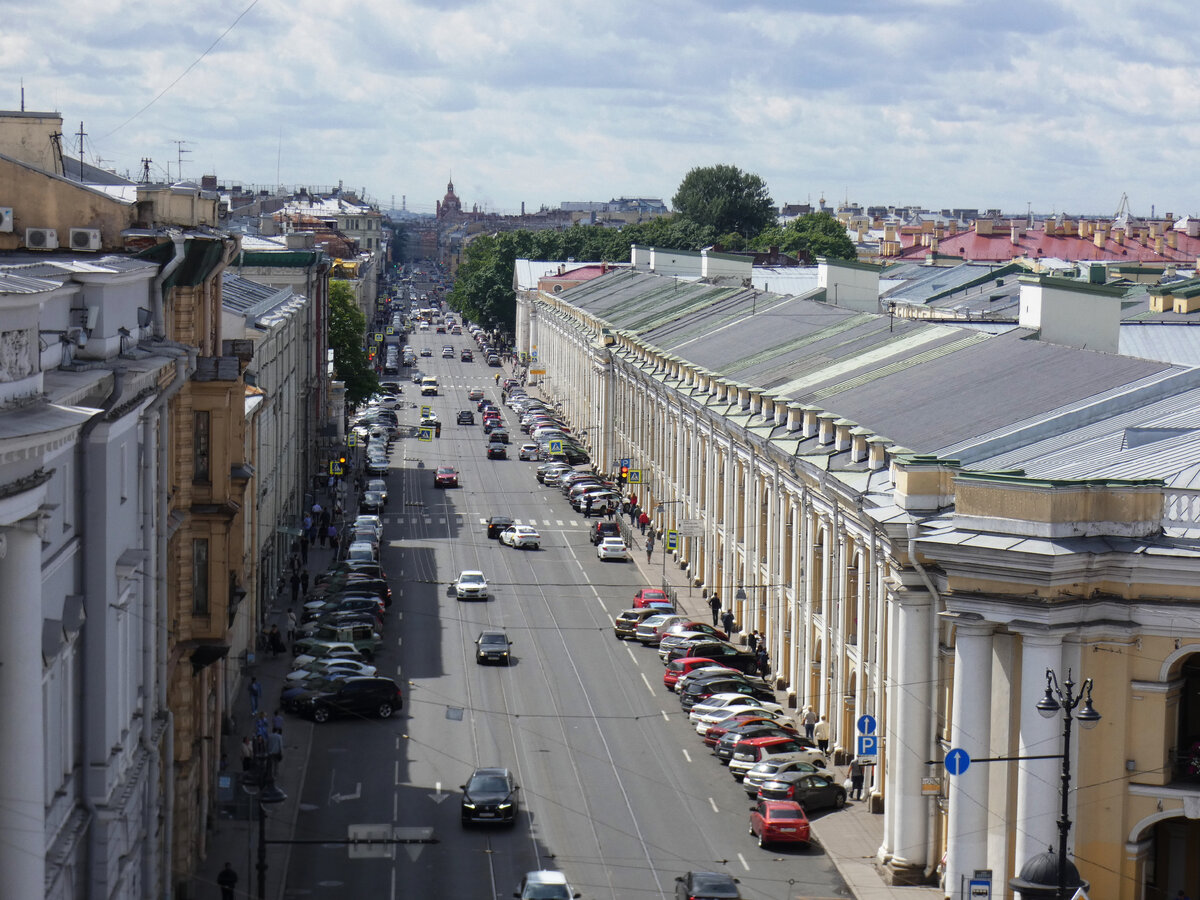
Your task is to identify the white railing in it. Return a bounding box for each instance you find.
[1163,489,1200,528]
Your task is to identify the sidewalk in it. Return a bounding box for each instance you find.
[192,483,350,900]
[626,521,942,900]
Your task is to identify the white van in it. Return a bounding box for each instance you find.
[420,376,439,396]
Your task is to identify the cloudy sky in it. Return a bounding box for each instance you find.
[2,0,1194,218]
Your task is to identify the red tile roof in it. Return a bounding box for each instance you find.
[896,227,1200,264]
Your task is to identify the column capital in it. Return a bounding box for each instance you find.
[1009,623,1065,648]
[941,611,994,635]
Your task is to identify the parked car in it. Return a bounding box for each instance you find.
[292,623,381,661]
[674,871,742,900]
[291,641,368,668]
[518,443,539,460]
[366,478,389,504]
[292,676,403,724]
[359,490,385,514]
[597,537,628,560]
[434,466,459,488]
[728,735,826,780]
[590,521,622,544]
[461,767,520,825]
[714,724,800,764]
[285,657,377,683]
[499,525,540,549]
[748,799,810,848]
[666,641,758,673]
[476,630,513,665]
[614,607,673,640]
[635,614,685,645]
[681,676,777,712]
[756,771,846,810]
[664,657,719,692]
[742,758,823,798]
[455,570,489,600]
[633,587,671,607]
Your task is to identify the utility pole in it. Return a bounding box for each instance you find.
[75,121,87,180]
[171,139,190,182]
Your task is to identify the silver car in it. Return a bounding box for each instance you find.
[742,757,822,797]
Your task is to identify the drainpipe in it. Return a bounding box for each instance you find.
[77,368,126,900]
[907,522,941,880]
[152,349,195,899]
[151,233,187,340]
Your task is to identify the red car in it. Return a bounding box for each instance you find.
[704,717,794,749]
[633,588,671,608]
[664,657,717,692]
[434,466,459,488]
[749,799,810,847]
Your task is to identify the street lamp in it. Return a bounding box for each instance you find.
[1035,668,1100,900]
[243,753,288,899]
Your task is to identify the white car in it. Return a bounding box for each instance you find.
[518,443,539,460]
[688,692,785,725]
[286,658,378,682]
[455,570,489,600]
[596,537,628,560]
[500,525,541,549]
[692,703,791,734]
[467,388,485,401]
[291,642,365,668]
[366,478,389,504]
[515,870,579,900]
[354,515,384,540]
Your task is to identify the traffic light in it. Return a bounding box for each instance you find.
[619,462,629,484]
[339,454,348,468]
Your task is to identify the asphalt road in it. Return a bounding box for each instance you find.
[282,329,850,900]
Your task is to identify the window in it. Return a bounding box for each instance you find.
[192,539,210,615]
[193,411,211,482]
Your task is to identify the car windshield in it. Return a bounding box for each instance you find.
[469,775,509,793]
[460,573,484,584]
[765,806,803,822]
[481,633,506,644]
[524,886,571,900]
[438,467,456,475]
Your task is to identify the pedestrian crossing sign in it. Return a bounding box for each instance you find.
[329,461,343,475]
[417,427,433,442]
[628,469,642,484]
[386,326,394,335]
[548,439,563,454]
[374,333,383,343]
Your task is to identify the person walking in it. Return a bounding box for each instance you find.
[756,646,770,679]
[638,510,650,535]
[584,495,593,519]
[300,569,310,596]
[327,522,338,549]
[708,592,721,627]
[646,535,654,561]
[267,727,284,765]
[721,608,735,637]
[849,759,865,800]
[241,737,255,772]
[248,677,262,715]
[747,630,759,654]
[273,708,284,735]
[803,706,818,741]
[289,571,301,605]
[815,715,830,755]
[217,862,238,900]
[286,608,297,644]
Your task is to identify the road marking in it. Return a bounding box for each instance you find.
[556,520,564,526]
[395,760,400,785]
[396,637,402,647]
[661,710,669,723]
[393,792,398,819]
[737,852,749,871]
[625,645,638,664]
[708,797,719,813]
[640,672,654,695]
[682,748,692,763]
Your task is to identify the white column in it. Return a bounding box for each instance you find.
[1013,630,1063,871]
[0,524,46,898]
[946,619,994,898]
[884,588,932,877]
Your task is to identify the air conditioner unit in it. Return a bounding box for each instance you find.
[25,227,58,250]
[0,207,12,233]
[69,228,101,251]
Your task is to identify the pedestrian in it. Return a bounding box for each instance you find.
[708,591,721,627]
[248,677,262,715]
[286,608,297,643]
[747,630,759,654]
[756,646,770,678]
[299,536,308,567]
[584,495,593,519]
[638,510,649,535]
[318,520,328,547]
[241,737,254,771]
[300,569,310,596]
[646,536,654,561]
[269,625,285,656]
[290,571,300,605]
[273,708,284,734]
[815,715,830,755]
[302,513,313,543]
[721,609,735,636]
[255,711,269,744]
[267,727,284,764]
[328,522,338,548]
[849,760,865,800]
[606,504,616,521]
[629,492,638,509]
[217,862,238,900]
[803,706,817,741]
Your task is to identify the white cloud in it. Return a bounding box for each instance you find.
[0,0,1195,216]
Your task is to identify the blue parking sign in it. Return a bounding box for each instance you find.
[857,735,878,759]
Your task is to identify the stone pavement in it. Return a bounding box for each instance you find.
[625,520,943,900]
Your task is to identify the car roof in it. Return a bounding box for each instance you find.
[459,569,485,577]
[479,630,508,640]
[524,870,569,885]
[471,766,511,777]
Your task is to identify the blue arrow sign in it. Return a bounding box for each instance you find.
[857,714,877,735]
[945,748,971,776]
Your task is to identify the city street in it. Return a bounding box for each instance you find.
[280,327,851,899]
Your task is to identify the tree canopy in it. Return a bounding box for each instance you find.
[328,279,378,405]
[671,164,776,238]
[748,210,857,262]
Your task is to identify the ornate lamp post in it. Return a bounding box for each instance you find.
[1033,668,1101,900]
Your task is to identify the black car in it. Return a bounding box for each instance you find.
[457,410,475,425]
[359,490,385,514]
[460,349,473,362]
[486,444,507,460]
[666,641,758,673]
[317,560,383,583]
[486,515,515,539]
[758,771,847,809]
[488,427,510,444]
[590,521,621,544]
[681,677,776,711]
[461,767,520,825]
[675,871,742,900]
[293,677,403,724]
[475,630,512,665]
[279,673,349,712]
[310,576,391,607]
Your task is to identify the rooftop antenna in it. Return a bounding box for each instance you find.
[276,126,282,193]
[171,139,190,182]
[75,121,87,181]
[20,79,25,111]
[140,158,153,183]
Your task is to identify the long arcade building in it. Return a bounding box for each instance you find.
[518,251,1200,899]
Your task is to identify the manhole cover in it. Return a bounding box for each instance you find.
[446,707,464,721]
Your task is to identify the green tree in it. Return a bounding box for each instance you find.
[328,280,378,405]
[671,164,776,238]
[783,210,858,261]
